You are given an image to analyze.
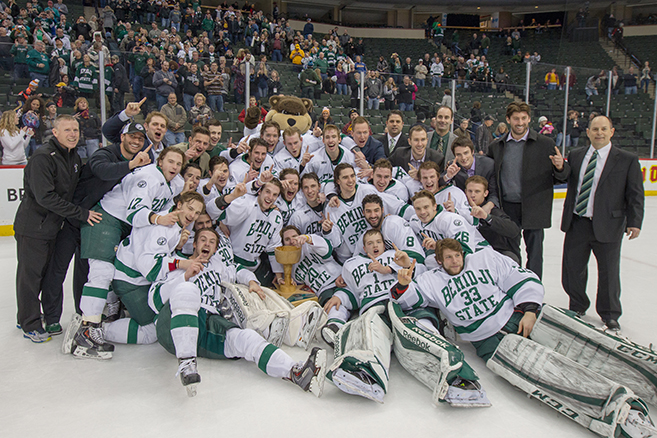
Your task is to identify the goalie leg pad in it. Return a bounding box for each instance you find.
[286,301,327,349]
[488,334,649,438]
[221,282,291,347]
[328,305,393,395]
[388,302,478,405]
[531,304,657,405]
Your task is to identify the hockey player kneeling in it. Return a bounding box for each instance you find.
[323,230,487,406]
[153,227,327,397]
[392,238,657,437]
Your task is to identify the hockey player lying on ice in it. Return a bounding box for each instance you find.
[322,229,491,407]
[392,238,657,438]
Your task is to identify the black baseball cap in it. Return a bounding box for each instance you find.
[121,121,146,136]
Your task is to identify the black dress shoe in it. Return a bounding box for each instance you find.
[574,311,585,318]
[604,319,621,332]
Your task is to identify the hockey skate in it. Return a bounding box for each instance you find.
[296,306,322,350]
[176,357,201,397]
[332,368,385,403]
[444,377,492,408]
[320,322,340,348]
[71,321,115,360]
[289,347,327,398]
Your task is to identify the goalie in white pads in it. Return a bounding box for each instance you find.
[152,227,327,397]
[392,238,656,437]
[323,230,486,406]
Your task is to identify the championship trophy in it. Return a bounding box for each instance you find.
[274,246,318,306]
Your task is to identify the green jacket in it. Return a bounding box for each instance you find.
[315,58,328,74]
[300,69,320,89]
[74,64,98,92]
[26,48,50,74]
[10,43,29,64]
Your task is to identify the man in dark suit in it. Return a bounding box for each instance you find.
[375,110,409,156]
[442,136,499,213]
[561,115,644,332]
[487,101,569,279]
[389,125,444,176]
[351,116,385,165]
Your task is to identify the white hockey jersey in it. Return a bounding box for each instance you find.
[217,194,283,273]
[371,214,427,264]
[228,153,276,183]
[291,235,343,296]
[114,222,184,286]
[409,206,488,259]
[288,203,342,249]
[301,145,356,184]
[274,192,306,226]
[273,147,303,174]
[325,183,414,263]
[197,176,237,205]
[100,163,184,228]
[395,249,544,342]
[433,184,478,226]
[373,178,410,202]
[180,227,233,266]
[335,250,406,315]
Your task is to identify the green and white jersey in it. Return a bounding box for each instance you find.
[275,192,306,226]
[325,183,414,263]
[197,176,236,204]
[434,184,478,227]
[301,145,356,185]
[336,250,407,315]
[149,253,257,315]
[73,63,98,91]
[291,235,342,296]
[218,194,283,273]
[371,177,409,202]
[409,207,488,260]
[371,214,426,264]
[289,203,342,249]
[100,163,184,228]
[114,222,183,286]
[180,227,233,266]
[396,249,544,342]
[273,147,303,174]
[228,153,276,183]
[393,166,423,198]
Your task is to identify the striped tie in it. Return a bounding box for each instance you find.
[575,150,598,216]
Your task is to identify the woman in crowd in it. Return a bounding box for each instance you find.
[383,76,397,110]
[19,95,45,158]
[0,110,32,165]
[188,93,213,126]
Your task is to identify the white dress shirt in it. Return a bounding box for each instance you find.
[576,142,611,218]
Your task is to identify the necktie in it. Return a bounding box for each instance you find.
[575,150,598,216]
[390,136,396,152]
[438,138,444,154]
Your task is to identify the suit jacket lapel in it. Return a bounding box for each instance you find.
[597,146,619,187]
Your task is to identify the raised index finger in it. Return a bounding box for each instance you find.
[143,144,152,154]
[409,259,416,273]
[137,97,147,107]
[391,242,400,252]
[553,146,562,156]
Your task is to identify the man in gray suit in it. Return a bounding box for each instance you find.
[561,115,644,332]
[389,125,444,175]
[428,105,456,163]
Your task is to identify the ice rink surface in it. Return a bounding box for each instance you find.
[1,198,656,438]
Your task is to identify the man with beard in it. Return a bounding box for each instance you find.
[103,97,169,155]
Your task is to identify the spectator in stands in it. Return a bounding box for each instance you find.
[585,72,601,100]
[559,67,576,90]
[377,56,389,76]
[161,92,187,146]
[493,122,508,139]
[203,61,224,112]
[441,88,452,108]
[73,97,101,159]
[111,54,130,115]
[538,116,555,140]
[303,18,313,40]
[623,66,638,94]
[300,61,320,99]
[609,66,622,95]
[354,55,366,74]
[454,119,469,138]
[0,110,32,165]
[430,57,443,88]
[11,34,30,85]
[27,41,50,87]
[475,116,494,155]
[557,110,582,148]
[20,96,45,158]
[397,75,416,112]
[402,57,414,78]
[317,107,334,130]
[365,70,383,110]
[348,71,361,109]
[640,61,651,93]
[290,43,304,72]
[188,93,213,126]
[382,77,397,110]
[238,96,268,123]
[545,68,559,90]
[470,101,483,142]
[414,60,427,87]
[267,69,282,97]
[342,108,363,136]
[153,60,178,109]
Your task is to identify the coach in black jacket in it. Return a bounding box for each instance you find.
[41,122,152,326]
[14,116,101,342]
[487,102,569,279]
[560,115,644,330]
[389,125,444,173]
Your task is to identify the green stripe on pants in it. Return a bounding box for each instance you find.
[258,344,279,374]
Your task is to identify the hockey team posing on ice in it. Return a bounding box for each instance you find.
[14,98,656,437]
